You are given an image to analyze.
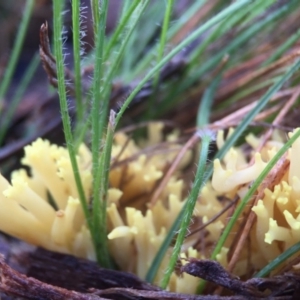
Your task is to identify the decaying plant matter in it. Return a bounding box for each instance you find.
[1,250,299,299]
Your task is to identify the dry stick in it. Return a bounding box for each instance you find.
[212,86,298,122]
[214,155,290,296]
[187,88,297,134]
[213,87,296,128]
[215,54,269,101]
[226,154,290,273]
[256,87,300,152]
[251,121,293,132]
[199,102,281,133]
[211,103,281,130]
[111,141,186,169]
[171,0,217,44]
[216,52,296,102]
[210,198,240,295]
[221,50,300,95]
[119,120,175,134]
[226,199,253,261]
[223,53,268,79]
[149,133,199,206]
[0,255,103,300]
[254,103,283,121]
[186,196,238,238]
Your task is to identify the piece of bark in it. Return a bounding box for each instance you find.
[0,250,244,300]
[182,258,300,299]
[0,252,248,300]
[93,287,248,300]
[27,248,159,293]
[0,254,105,300]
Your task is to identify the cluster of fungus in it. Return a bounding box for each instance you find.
[0,123,300,293]
[209,128,300,275]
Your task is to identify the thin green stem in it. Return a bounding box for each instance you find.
[254,241,300,278]
[95,111,115,266]
[197,75,221,127]
[100,0,148,134]
[160,132,212,289]
[101,0,149,115]
[91,0,149,267]
[104,0,140,61]
[146,81,216,284]
[128,0,206,82]
[90,0,111,267]
[52,0,91,237]
[0,53,39,145]
[0,0,35,114]
[145,204,185,283]
[148,0,174,116]
[90,0,100,38]
[72,0,84,131]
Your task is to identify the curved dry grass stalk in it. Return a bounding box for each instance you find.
[227,154,290,273]
[149,133,199,206]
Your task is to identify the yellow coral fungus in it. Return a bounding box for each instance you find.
[0,139,98,260]
[210,128,300,275]
[0,123,197,293]
[2,124,300,293]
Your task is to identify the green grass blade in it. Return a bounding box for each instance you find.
[148,0,175,116]
[115,0,255,128]
[90,0,100,37]
[128,0,206,82]
[104,0,140,61]
[160,132,213,289]
[96,111,116,268]
[90,0,111,267]
[71,0,84,133]
[254,241,300,278]
[91,0,149,268]
[0,53,40,145]
[197,75,221,127]
[145,73,218,284]
[145,204,185,283]
[187,0,273,68]
[100,0,149,133]
[52,0,92,248]
[242,0,275,23]
[0,0,35,113]
[168,0,206,37]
